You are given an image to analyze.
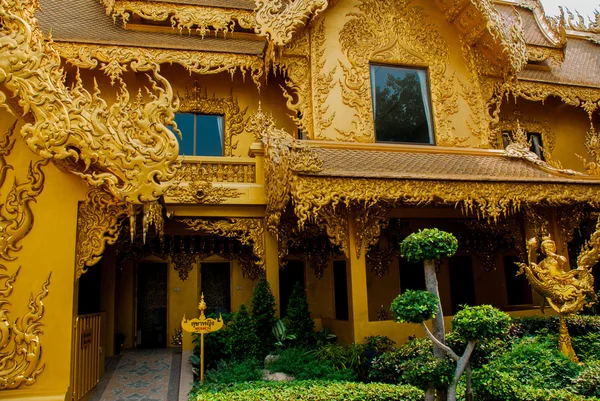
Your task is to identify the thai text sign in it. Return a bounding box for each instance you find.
[181,315,224,334]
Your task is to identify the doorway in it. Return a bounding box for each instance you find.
[136,263,168,348]
[200,262,231,315]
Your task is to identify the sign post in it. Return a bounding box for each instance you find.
[181,294,224,384]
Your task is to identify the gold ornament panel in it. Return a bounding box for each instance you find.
[102,0,255,36]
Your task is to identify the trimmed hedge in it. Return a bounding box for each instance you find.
[191,380,424,401]
[511,316,600,337]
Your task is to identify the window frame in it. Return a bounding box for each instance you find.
[174,112,225,157]
[369,63,436,146]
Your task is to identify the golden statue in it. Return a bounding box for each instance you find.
[517,231,597,361]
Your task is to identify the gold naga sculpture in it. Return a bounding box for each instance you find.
[517,223,598,361]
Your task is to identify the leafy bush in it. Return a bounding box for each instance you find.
[250,276,277,358]
[194,312,233,371]
[225,304,259,361]
[390,289,438,324]
[204,359,263,384]
[268,347,356,381]
[571,360,600,397]
[400,228,458,262]
[285,282,315,347]
[446,331,507,368]
[511,315,600,337]
[573,332,600,362]
[451,305,511,341]
[474,335,580,391]
[315,327,336,346]
[272,319,296,349]
[189,380,424,401]
[365,335,396,354]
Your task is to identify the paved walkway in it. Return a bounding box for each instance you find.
[90,348,182,401]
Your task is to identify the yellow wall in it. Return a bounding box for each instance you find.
[0,116,88,400]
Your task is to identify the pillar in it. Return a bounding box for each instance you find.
[348,219,369,343]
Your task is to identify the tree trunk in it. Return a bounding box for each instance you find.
[423,259,445,355]
[425,387,435,401]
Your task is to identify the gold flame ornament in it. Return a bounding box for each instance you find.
[517,233,596,361]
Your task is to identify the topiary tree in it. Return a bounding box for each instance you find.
[225,304,259,361]
[400,229,458,401]
[251,276,277,357]
[285,282,315,348]
[392,290,511,401]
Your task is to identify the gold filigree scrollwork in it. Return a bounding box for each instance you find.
[75,188,129,279]
[291,175,600,227]
[178,81,248,156]
[317,207,349,258]
[102,0,255,36]
[337,0,464,145]
[0,266,50,389]
[254,0,328,47]
[171,252,197,281]
[0,123,49,261]
[182,218,266,266]
[366,245,397,277]
[562,8,600,34]
[246,108,322,234]
[354,205,390,258]
[524,206,552,239]
[276,56,314,138]
[557,206,585,245]
[167,182,243,204]
[0,3,181,203]
[579,125,600,175]
[236,253,263,280]
[311,18,337,139]
[526,46,565,68]
[55,42,265,89]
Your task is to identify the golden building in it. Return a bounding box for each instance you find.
[1,0,600,399]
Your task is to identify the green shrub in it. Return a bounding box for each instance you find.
[390,290,438,324]
[204,359,263,384]
[511,315,600,337]
[224,304,259,361]
[285,282,315,347]
[194,312,233,371]
[189,380,424,401]
[571,360,600,397]
[268,347,356,381]
[446,331,508,368]
[365,335,396,354]
[250,276,277,358]
[400,228,458,262]
[452,305,511,341]
[573,332,600,362]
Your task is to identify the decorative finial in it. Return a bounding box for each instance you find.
[198,293,207,318]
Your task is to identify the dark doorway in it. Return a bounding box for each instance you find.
[280,260,305,318]
[400,260,425,293]
[504,255,532,306]
[78,262,102,315]
[201,262,231,315]
[136,263,167,348]
[333,260,349,321]
[449,255,476,314]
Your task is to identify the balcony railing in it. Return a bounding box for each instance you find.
[177,156,257,183]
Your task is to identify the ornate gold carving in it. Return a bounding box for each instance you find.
[311,18,337,139]
[557,205,585,244]
[171,252,197,281]
[178,81,248,156]
[0,4,181,203]
[367,245,397,277]
[182,218,266,266]
[167,182,243,204]
[516,0,566,46]
[563,8,600,34]
[0,124,49,261]
[526,46,565,68]
[517,229,596,360]
[102,0,255,36]
[75,189,128,279]
[0,266,50,389]
[317,208,349,258]
[579,125,600,175]
[54,42,264,88]
[337,0,465,145]
[276,56,314,138]
[291,175,600,226]
[254,0,328,47]
[246,108,322,234]
[171,328,183,346]
[175,159,256,184]
[354,205,389,258]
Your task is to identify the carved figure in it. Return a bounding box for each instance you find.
[517,232,596,361]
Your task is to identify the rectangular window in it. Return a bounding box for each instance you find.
[174,113,224,156]
[502,131,545,161]
[370,65,434,144]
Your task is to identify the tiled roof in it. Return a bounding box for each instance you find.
[36,0,265,54]
[495,4,556,47]
[519,38,600,88]
[302,146,600,185]
[148,0,255,10]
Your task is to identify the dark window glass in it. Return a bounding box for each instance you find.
[370,65,433,144]
[333,260,349,321]
[528,133,544,161]
[448,255,476,314]
[174,113,224,156]
[201,262,231,315]
[504,255,532,305]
